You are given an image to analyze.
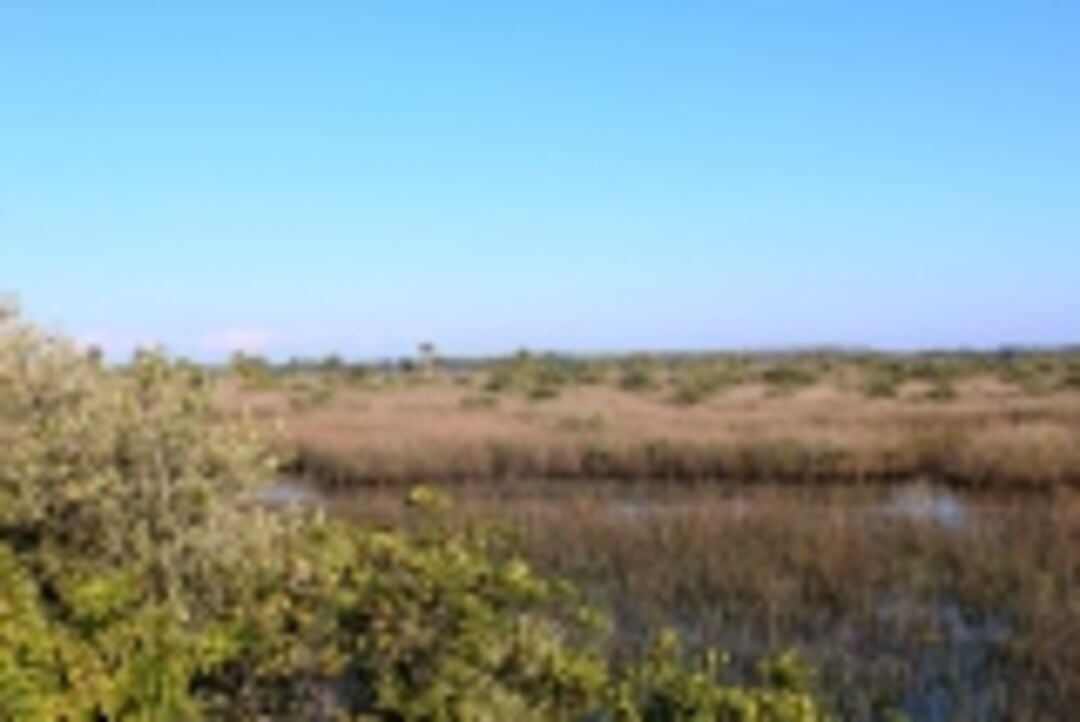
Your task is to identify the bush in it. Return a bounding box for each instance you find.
[862,376,900,399]
[1061,362,1080,391]
[228,351,277,390]
[0,307,828,721]
[528,383,562,401]
[670,361,735,405]
[620,355,660,392]
[483,352,571,401]
[761,363,819,396]
[924,380,957,402]
[287,377,337,411]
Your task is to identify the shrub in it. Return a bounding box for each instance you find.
[924,380,957,402]
[995,357,1051,395]
[1061,362,1080,391]
[287,377,337,411]
[761,363,819,396]
[0,307,829,721]
[529,383,562,401]
[483,351,570,400]
[228,351,277,390]
[671,362,735,405]
[572,360,609,385]
[862,376,900,399]
[613,633,827,722]
[620,355,660,392]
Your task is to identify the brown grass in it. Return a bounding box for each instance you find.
[234,355,1080,717]
[320,482,1080,720]
[227,376,1080,490]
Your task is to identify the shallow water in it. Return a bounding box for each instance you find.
[252,478,321,506]
[253,478,1077,721]
[878,485,969,529]
[260,477,975,527]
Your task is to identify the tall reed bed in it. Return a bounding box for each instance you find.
[234,381,1080,490]
[324,482,1080,721]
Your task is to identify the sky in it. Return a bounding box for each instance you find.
[1,1,1078,360]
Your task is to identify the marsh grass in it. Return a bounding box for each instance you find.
[670,360,739,405]
[618,354,662,392]
[231,347,1080,719]
[249,379,1080,490]
[319,481,1080,721]
[229,348,1080,719]
[760,363,821,397]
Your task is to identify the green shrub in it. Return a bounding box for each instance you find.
[620,355,660,392]
[862,376,900,399]
[287,377,337,411]
[571,360,609,385]
[228,351,277,390]
[0,308,829,721]
[761,363,819,396]
[483,352,571,401]
[924,380,957,402]
[612,633,827,722]
[671,361,735,405]
[1061,362,1080,391]
[995,357,1051,395]
[529,383,562,401]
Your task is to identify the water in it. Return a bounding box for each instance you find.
[260,477,976,528]
[252,478,321,506]
[600,483,973,531]
[249,478,1068,721]
[878,485,969,530]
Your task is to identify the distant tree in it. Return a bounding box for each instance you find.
[418,341,438,379]
[320,353,345,375]
[85,344,105,366]
[620,354,660,392]
[229,351,275,388]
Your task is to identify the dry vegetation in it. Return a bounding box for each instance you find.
[224,351,1080,490]
[214,347,1080,716]
[225,350,1080,719]
[318,482,1080,722]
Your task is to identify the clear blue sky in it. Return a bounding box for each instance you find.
[2,1,1078,359]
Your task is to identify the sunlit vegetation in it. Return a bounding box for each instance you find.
[11,303,1074,719]
[670,359,742,405]
[619,355,662,392]
[760,362,821,397]
[228,351,277,390]
[333,482,1080,721]
[0,306,827,721]
[235,347,1080,490]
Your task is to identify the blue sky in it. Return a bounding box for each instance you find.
[2,2,1078,359]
